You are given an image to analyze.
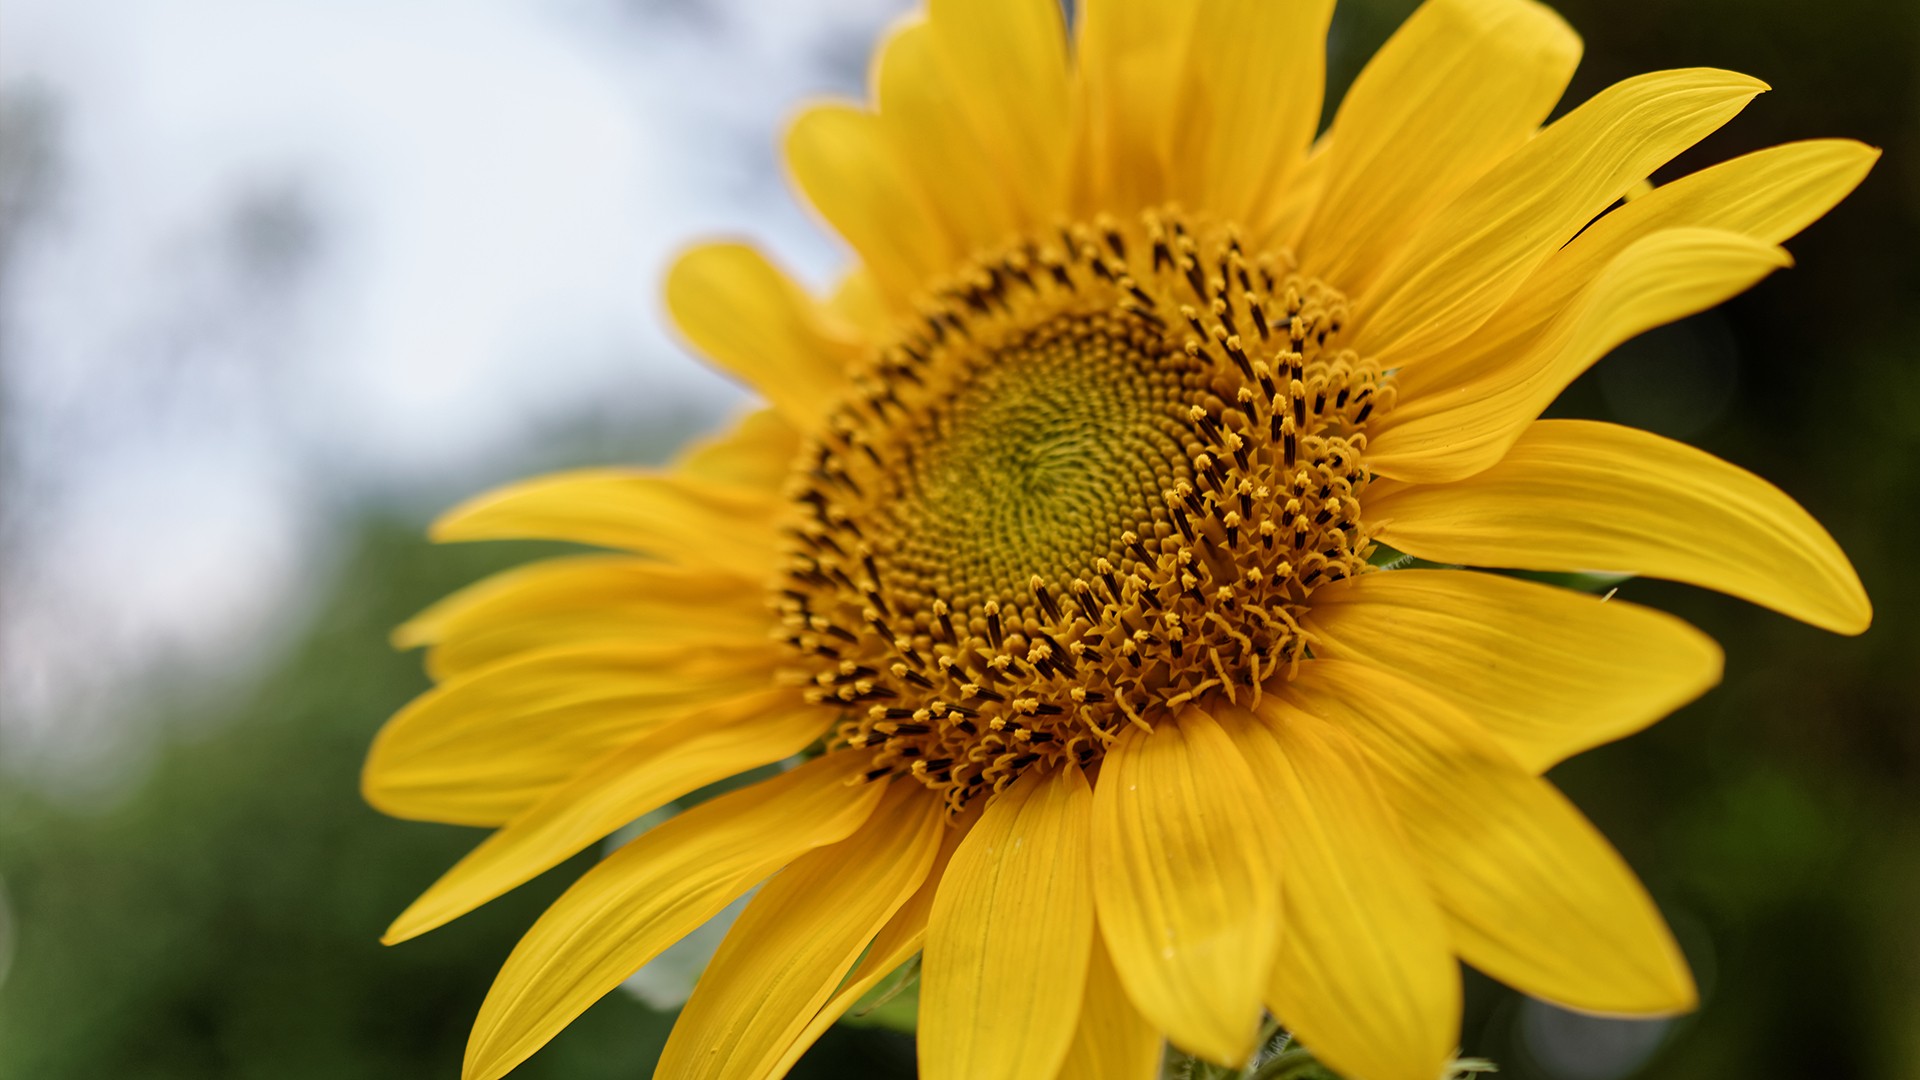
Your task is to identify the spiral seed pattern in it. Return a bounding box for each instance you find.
[776,211,1395,811]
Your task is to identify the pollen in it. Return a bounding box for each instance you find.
[776,211,1395,811]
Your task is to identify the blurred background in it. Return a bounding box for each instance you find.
[1,0,1915,1077]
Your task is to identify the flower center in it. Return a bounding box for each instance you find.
[777,211,1394,810]
[889,307,1194,609]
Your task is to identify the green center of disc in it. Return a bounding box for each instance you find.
[884,310,1196,608]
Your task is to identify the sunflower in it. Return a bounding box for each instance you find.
[363,0,1876,1078]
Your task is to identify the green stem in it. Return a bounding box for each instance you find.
[1245,1048,1330,1080]
[1252,1015,1286,1056]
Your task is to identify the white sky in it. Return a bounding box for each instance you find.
[0,0,913,791]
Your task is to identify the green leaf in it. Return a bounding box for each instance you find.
[838,956,921,1034]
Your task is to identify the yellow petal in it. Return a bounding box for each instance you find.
[672,408,804,493]
[1402,139,1880,392]
[655,782,944,1080]
[365,644,779,826]
[922,766,1096,1080]
[383,687,823,944]
[1294,0,1581,296]
[462,754,885,1080]
[1091,710,1277,1066]
[767,806,978,1077]
[431,469,778,580]
[1254,140,1329,252]
[1168,0,1332,227]
[1571,136,1876,268]
[665,244,856,427]
[824,266,894,341]
[1365,228,1788,482]
[1370,420,1873,634]
[1055,927,1162,1080]
[919,0,1070,228]
[1303,569,1723,773]
[786,104,953,303]
[393,556,766,680]
[1354,69,1767,367]
[1224,705,1459,1080]
[871,20,1026,258]
[1282,660,1697,1016]
[1069,0,1198,215]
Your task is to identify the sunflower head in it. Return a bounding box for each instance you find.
[783,212,1388,809]
[364,2,1877,1079]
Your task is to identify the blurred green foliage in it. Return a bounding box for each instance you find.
[2,0,1918,1077]
[0,521,918,1079]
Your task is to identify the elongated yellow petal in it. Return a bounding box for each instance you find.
[365,644,779,826]
[1168,0,1332,228]
[1366,228,1788,482]
[656,783,944,1080]
[431,469,778,580]
[1255,140,1328,252]
[1091,710,1277,1066]
[665,246,855,428]
[1588,138,1876,250]
[1304,570,1723,773]
[786,104,953,303]
[463,754,885,1080]
[1355,69,1767,367]
[767,806,978,1077]
[1070,0,1197,215]
[1282,660,1697,1016]
[871,20,1025,259]
[671,407,802,494]
[922,766,1095,1080]
[1055,927,1162,1080]
[824,266,892,342]
[1224,704,1459,1080]
[384,687,823,944]
[1401,139,1881,392]
[1371,420,1873,634]
[394,557,766,680]
[920,0,1070,228]
[1295,0,1581,295]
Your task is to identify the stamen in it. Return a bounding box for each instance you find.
[777,209,1385,812]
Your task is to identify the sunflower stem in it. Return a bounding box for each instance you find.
[1244,1048,1333,1080]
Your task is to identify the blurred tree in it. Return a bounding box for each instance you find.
[0,504,926,1078]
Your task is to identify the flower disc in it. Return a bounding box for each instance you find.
[778,212,1396,808]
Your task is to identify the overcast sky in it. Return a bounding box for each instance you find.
[0,0,913,791]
